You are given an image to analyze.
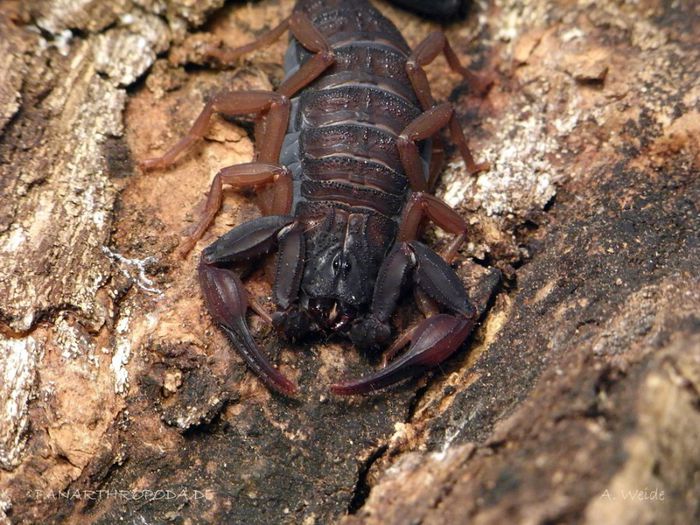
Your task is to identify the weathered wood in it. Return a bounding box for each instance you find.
[1,0,698,524]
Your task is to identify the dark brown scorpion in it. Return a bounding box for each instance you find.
[141,0,490,396]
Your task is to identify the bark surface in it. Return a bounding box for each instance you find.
[0,0,698,524]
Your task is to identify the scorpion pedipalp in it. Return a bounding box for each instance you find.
[199,215,301,396]
[199,263,298,396]
[331,314,475,395]
[332,241,477,395]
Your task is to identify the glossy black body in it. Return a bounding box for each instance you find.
[195,0,480,396]
[278,0,431,329]
[390,0,467,19]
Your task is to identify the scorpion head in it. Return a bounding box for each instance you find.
[296,210,385,334]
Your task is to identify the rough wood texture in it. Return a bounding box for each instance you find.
[1,0,698,524]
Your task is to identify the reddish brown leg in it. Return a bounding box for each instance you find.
[427,136,446,192]
[142,12,333,169]
[256,98,291,163]
[407,31,492,109]
[402,138,446,251]
[203,16,292,65]
[205,11,334,95]
[141,91,290,170]
[398,103,453,191]
[203,11,333,71]
[399,102,487,181]
[449,115,489,175]
[398,191,468,263]
[202,10,334,99]
[176,163,292,257]
[249,297,273,324]
[399,103,487,190]
[277,12,335,94]
[405,32,489,176]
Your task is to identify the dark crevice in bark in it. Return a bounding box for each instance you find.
[347,444,389,515]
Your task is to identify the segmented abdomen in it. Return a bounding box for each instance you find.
[279,0,429,227]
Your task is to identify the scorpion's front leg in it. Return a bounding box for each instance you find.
[176,162,293,257]
[199,215,305,396]
[332,242,476,395]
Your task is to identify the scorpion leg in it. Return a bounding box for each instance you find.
[398,102,487,181]
[203,16,292,65]
[404,137,446,245]
[398,191,468,263]
[253,12,335,151]
[398,103,454,191]
[333,241,476,395]
[447,111,489,176]
[203,11,334,85]
[201,11,334,99]
[427,136,446,191]
[277,12,335,97]
[407,30,492,109]
[405,32,490,175]
[200,215,300,396]
[176,163,293,257]
[141,12,333,170]
[140,91,290,170]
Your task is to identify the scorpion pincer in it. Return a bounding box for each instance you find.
[141,0,490,396]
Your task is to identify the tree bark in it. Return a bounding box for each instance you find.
[0,0,698,524]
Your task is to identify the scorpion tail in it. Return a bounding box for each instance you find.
[331,313,474,395]
[199,262,298,396]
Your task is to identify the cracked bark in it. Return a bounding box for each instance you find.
[1,0,699,524]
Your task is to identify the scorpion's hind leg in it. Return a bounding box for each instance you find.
[199,215,304,396]
[427,135,446,191]
[203,16,292,66]
[398,102,488,185]
[333,242,476,395]
[405,32,491,176]
[141,90,294,258]
[140,90,291,171]
[407,30,493,107]
[202,11,334,83]
[140,10,335,171]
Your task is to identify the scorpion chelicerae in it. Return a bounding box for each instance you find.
[141,0,490,396]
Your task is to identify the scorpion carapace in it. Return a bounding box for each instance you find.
[141,0,490,396]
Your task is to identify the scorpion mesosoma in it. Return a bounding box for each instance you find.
[141,0,490,396]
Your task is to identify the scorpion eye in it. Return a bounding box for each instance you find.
[332,256,351,274]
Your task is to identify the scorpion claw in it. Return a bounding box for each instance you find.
[331,313,474,395]
[199,261,297,396]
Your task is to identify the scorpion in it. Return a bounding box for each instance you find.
[141,0,490,396]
